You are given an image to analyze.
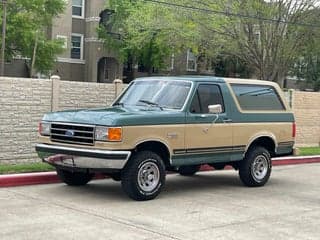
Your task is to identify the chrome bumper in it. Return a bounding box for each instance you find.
[35,143,131,170]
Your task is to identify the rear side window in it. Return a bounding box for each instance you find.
[231,84,285,111]
[190,84,225,113]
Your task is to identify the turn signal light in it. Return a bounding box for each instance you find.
[108,127,122,141]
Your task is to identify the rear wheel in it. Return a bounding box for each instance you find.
[239,146,272,187]
[121,151,166,201]
[56,169,94,186]
[178,165,200,176]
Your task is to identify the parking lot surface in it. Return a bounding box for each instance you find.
[1,163,319,240]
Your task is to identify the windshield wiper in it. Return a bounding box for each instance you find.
[138,99,163,110]
[113,102,124,107]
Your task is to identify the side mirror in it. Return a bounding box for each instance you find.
[208,104,222,114]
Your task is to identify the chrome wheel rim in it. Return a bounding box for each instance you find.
[251,155,268,182]
[137,161,160,192]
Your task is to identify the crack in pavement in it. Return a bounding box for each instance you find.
[5,188,184,240]
[187,207,320,232]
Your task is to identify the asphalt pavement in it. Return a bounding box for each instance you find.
[0,163,319,240]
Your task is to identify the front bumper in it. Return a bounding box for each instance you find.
[35,143,131,170]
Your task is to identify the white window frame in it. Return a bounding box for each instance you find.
[56,35,68,49]
[253,24,261,43]
[186,49,197,72]
[170,53,175,70]
[72,0,85,19]
[71,33,84,60]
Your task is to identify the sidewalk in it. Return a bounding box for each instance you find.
[1,155,320,188]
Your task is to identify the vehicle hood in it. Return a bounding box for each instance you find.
[42,106,185,126]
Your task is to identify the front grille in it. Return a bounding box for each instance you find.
[50,123,95,146]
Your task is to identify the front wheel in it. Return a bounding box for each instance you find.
[56,169,94,186]
[121,151,166,201]
[239,146,272,187]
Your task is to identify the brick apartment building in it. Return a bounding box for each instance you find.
[5,0,122,83]
[4,0,205,83]
[51,0,122,83]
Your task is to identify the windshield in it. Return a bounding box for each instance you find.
[114,80,192,110]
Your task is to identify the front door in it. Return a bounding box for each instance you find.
[174,83,233,166]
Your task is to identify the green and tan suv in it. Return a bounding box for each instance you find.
[36,76,295,200]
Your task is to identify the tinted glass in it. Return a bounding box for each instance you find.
[71,36,81,59]
[231,84,285,111]
[115,80,192,110]
[72,6,82,16]
[190,84,224,113]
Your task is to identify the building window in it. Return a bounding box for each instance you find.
[56,35,68,49]
[71,34,83,59]
[170,53,175,70]
[253,24,261,43]
[72,0,85,18]
[187,49,197,72]
[99,9,114,32]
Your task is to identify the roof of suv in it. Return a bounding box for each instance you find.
[135,76,280,87]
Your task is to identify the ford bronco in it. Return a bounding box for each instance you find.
[36,76,295,201]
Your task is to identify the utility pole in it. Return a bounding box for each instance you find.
[1,0,7,76]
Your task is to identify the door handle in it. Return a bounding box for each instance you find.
[223,118,232,123]
[195,114,208,119]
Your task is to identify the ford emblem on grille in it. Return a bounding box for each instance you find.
[65,130,75,137]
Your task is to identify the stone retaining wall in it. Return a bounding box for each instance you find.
[293,91,320,147]
[0,77,124,164]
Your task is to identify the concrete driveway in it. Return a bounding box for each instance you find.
[0,163,319,240]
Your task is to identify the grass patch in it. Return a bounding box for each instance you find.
[298,147,320,156]
[0,162,54,174]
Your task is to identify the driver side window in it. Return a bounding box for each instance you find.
[190,84,225,114]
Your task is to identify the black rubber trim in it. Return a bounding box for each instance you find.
[173,145,246,155]
[278,141,295,146]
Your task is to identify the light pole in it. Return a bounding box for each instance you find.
[1,0,7,76]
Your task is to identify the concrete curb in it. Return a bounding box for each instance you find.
[1,156,320,188]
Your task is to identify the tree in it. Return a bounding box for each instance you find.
[100,0,205,78]
[216,0,319,84]
[102,0,319,84]
[178,0,318,83]
[290,9,320,91]
[1,0,65,77]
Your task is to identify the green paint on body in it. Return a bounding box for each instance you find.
[171,151,243,166]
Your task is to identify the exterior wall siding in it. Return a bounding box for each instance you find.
[0,76,318,165]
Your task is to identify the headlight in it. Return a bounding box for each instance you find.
[39,122,51,136]
[95,126,122,142]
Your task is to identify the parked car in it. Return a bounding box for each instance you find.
[36,76,295,200]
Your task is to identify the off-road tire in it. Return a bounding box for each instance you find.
[121,151,166,201]
[178,165,201,176]
[239,146,272,187]
[56,169,94,186]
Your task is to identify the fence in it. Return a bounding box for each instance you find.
[0,76,319,165]
[0,76,124,164]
